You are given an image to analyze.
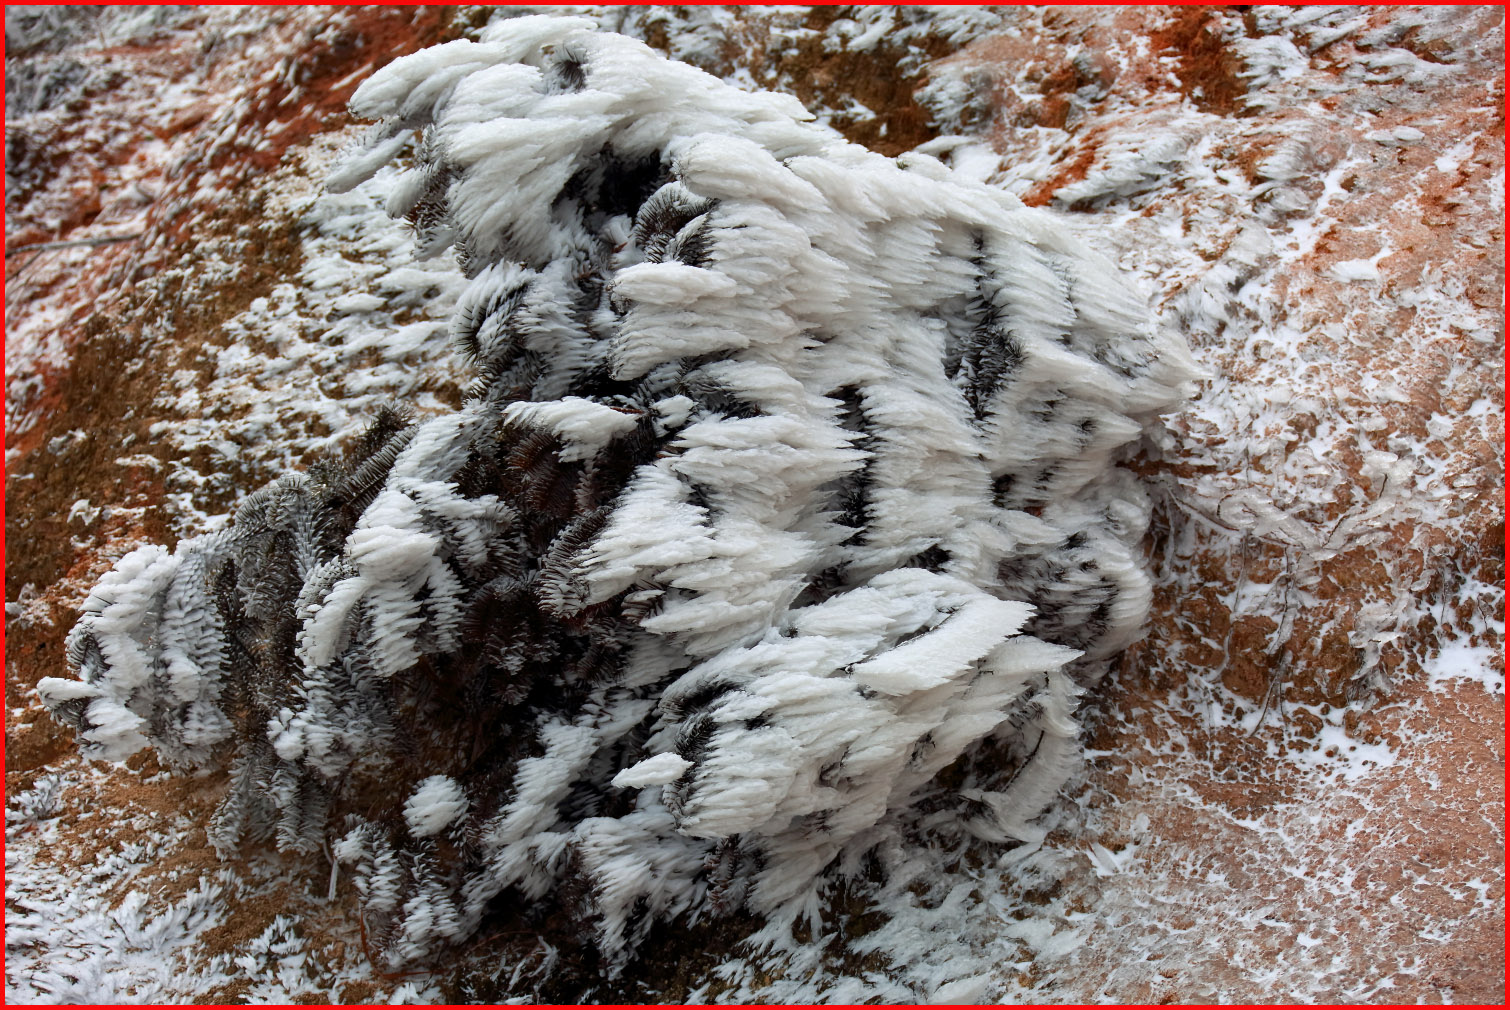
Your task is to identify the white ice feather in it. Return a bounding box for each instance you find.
[47,14,1194,972]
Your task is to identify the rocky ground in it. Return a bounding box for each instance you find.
[6,5,1503,1003]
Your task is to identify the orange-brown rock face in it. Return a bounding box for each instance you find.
[5,6,1501,1003]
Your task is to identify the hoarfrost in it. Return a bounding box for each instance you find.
[12,5,1500,1004]
[41,13,1192,982]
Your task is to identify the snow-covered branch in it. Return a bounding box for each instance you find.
[41,15,1194,969]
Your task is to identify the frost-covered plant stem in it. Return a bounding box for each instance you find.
[42,16,1194,970]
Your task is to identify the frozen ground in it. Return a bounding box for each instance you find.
[5,5,1502,1003]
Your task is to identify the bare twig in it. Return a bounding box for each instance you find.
[4,247,47,280]
[4,232,143,257]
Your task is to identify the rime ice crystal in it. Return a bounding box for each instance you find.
[42,16,1195,968]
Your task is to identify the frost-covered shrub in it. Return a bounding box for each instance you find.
[41,16,1195,970]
